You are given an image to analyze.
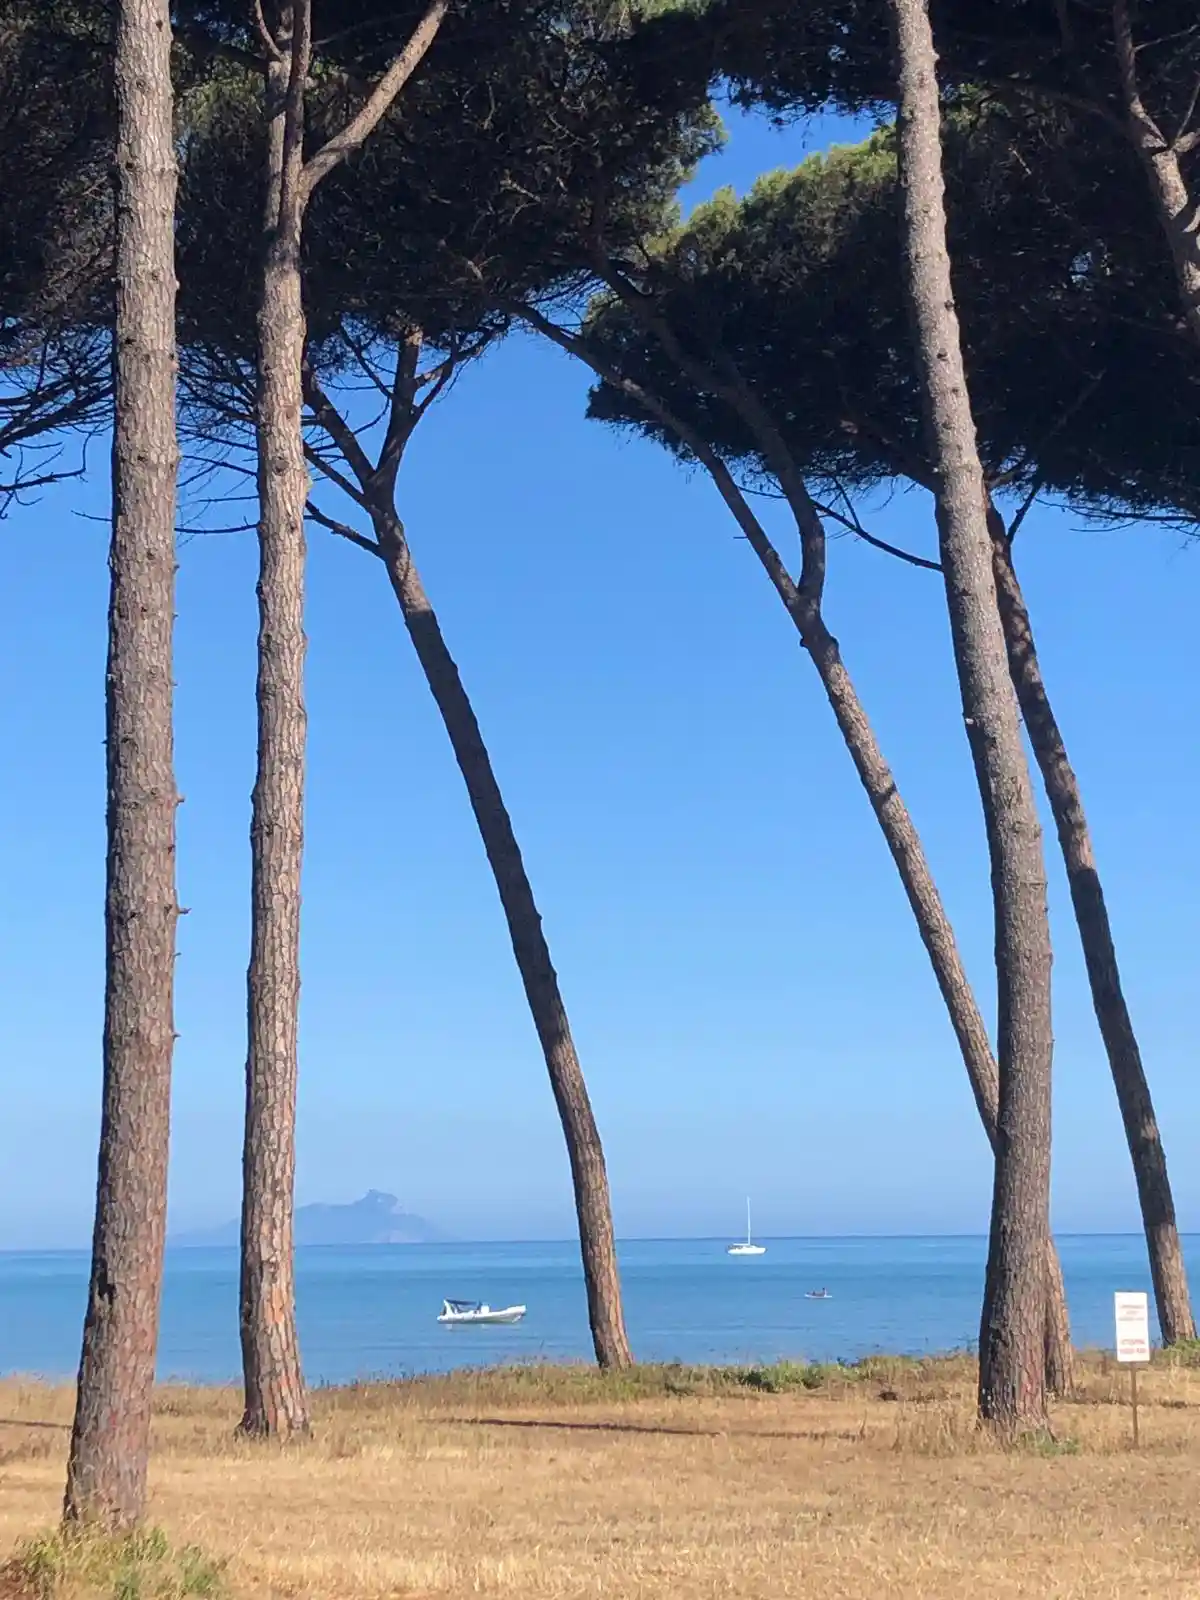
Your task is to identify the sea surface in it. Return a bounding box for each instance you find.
[0,1235,1178,1384]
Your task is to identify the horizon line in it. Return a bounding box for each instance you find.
[0,1229,1186,1255]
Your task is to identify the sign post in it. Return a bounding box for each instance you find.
[1114,1291,1151,1447]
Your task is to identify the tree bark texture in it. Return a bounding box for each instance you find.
[989,506,1194,1344]
[240,29,310,1439]
[64,0,180,1529]
[890,0,1055,1433]
[372,504,633,1369]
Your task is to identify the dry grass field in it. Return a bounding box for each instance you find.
[3,1355,1200,1600]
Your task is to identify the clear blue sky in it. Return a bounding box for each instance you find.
[1,107,1197,1249]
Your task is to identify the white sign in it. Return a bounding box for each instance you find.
[1114,1291,1151,1364]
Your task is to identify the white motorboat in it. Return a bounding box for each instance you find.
[437,1298,526,1326]
[727,1198,767,1256]
[805,1288,832,1300]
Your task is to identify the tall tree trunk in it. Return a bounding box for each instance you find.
[238,0,447,1434]
[988,505,1194,1344]
[63,0,179,1529]
[370,502,632,1368]
[890,0,1055,1433]
[1112,0,1200,346]
[240,24,310,1439]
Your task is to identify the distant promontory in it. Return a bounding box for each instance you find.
[172,1190,439,1247]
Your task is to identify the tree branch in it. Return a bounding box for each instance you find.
[278,0,314,229]
[252,1,285,61]
[1005,477,1044,545]
[306,499,383,556]
[175,23,267,73]
[302,363,377,486]
[414,339,469,417]
[301,0,449,196]
[336,325,395,403]
[813,496,942,571]
[374,328,423,491]
[589,257,830,605]
[511,301,805,616]
[1171,72,1200,150]
[1113,0,1166,146]
[985,76,1125,136]
[302,438,369,507]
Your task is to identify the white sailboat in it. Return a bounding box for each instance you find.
[727,1198,766,1256]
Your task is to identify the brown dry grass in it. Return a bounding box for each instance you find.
[3,1355,1200,1599]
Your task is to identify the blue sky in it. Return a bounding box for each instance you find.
[1,106,1197,1249]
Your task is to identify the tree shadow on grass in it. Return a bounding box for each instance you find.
[440,1414,862,1443]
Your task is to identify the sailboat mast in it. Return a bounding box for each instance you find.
[746,1196,752,1245]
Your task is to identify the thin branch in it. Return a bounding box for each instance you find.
[985,77,1126,136]
[179,518,259,537]
[306,499,382,556]
[302,363,376,486]
[511,301,804,615]
[1005,477,1045,545]
[1113,0,1170,150]
[179,451,258,486]
[301,0,450,196]
[413,340,466,418]
[252,1,285,61]
[813,497,942,571]
[590,255,829,604]
[302,439,369,507]
[0,466,82,495]
[0,462,85,516]
[175,21,267,72]
[336,324,394,403]
[1171,72,1200,149]
[375,329,423,489]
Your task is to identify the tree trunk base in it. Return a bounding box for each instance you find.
[236,1412,311,1441]
[595,1343,635,1372]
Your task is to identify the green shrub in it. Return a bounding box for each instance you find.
[5,1527,225,1600]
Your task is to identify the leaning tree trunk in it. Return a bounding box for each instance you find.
[371,503,632,1369]
[240,35,310,1439]
[522,306,1074,1391]
[63,0,180,1529]
[988,505,1194,1344]
[890,0,1055,1434]
[750,538,1072,1392]
[795,611,1072,1392]
[681,464,1076,1390]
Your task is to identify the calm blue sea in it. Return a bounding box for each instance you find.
[0,1235,1179,1384]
